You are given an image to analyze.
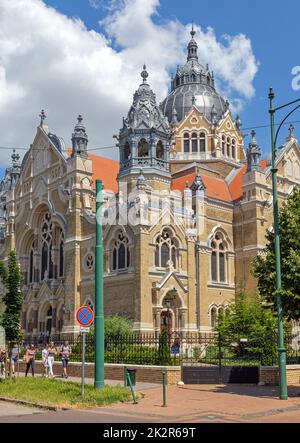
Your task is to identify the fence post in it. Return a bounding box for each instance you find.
[162,369,167,407]
[218,332,222,384]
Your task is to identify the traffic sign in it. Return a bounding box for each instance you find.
[80,326,90,333]
[76,305,94,327]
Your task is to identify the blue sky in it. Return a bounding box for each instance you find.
[43,0,300,154]
[1,0,300,177]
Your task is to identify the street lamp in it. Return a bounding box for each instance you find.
[268,88,300,400]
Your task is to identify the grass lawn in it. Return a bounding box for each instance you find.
[0,377,131,409]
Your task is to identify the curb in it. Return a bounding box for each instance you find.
[0,396,69,411]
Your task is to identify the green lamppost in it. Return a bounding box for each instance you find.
[95,179,105,390]
[269,88,300,400]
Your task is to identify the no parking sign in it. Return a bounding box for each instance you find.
[76,305,94,396]
[76,305,94,330]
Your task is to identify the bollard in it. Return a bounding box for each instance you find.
[162,369,167,407]
[125,368,138,404]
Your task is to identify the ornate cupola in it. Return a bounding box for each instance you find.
[247,130,261,172]
[161,27,227,124]
[187,25,198,61]
[71,115,88,158]
[118,65,171,189]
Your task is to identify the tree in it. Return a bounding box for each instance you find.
[252,188,300,321]
[88,315,134,338]
[217,292,277,340]
[1,251,23,343]
[216,292,278,365]
[0,261,7,325]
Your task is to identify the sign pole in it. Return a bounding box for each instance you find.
[95,180,105,390]
[81,332,85,396]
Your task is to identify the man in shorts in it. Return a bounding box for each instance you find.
[60,340,72,379]
[10,343,19,376]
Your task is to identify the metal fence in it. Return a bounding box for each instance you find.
[16,331,300,367]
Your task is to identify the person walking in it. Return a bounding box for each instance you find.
[0,347,6,378]
[42,343,48,378]
[24,344,36,377]
[60,340,72,379]
[47,341,57,378]
[10,343,19,376]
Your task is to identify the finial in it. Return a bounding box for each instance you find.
[39,109,46,126]
[77,114,83,124]
[289,124,295,137]
[141,64,149,84]
[251,129,256,140]
[235,115,242,131]
[190,23,196,38]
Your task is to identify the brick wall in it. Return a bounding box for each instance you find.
[17,360,182,385]
[260,365,300,386]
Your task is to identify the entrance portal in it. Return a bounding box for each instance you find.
[160,310,173,334]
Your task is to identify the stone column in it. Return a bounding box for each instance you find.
[33,309,38,335]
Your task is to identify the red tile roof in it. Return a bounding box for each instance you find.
[228,166,247,202]
[88,152,119,193]
[172,173,232,202]
[66,149,119,193]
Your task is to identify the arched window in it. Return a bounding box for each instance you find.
[211,307,217,328]
[28,242,34,284]
[111,231,130,271]
[232,139,236,159]
[156,141,164,159]
[287,159,293,177]
[59,230,64,278]
[85,299,94,311]
[199,132,206,153]
[138,138,149,157]
[191,133,198,153]
[211,232,228,283]
[41,212,53,281]
[124,142,131,161]
[155,229,179,269]
[221,135,225,155]
[295,162,300,179]
[226,137,231,157]
[183,133,190,153]
[191,73,196,82]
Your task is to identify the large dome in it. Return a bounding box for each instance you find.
[161,82,227,124]
[161,27,228,124]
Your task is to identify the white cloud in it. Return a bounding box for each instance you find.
[88,0,102,9]
[0,0,259,167]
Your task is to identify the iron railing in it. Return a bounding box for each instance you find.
[11,331,300,367]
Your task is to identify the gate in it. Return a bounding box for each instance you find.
[181,334,261,384]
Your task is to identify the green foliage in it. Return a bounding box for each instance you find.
[1,251,23,343]
[252,188,300,321]
[0,378,130,408]
[216,292,278,365]
[88,316,134,338]
[157,329,170,365]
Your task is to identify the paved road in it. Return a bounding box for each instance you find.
[0,384,300,423]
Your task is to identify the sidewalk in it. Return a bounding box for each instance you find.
[95,384,300,423]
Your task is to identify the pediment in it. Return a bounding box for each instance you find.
[154,269,188,293]
[176,107,211,132]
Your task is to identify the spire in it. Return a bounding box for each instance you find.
[39,109,46,126]
[71,114,88,158]
[247,130,261,172]
[141,64,149,84]
[187,25,198,61]
[171,107,178,125]
[235,115,242,132]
